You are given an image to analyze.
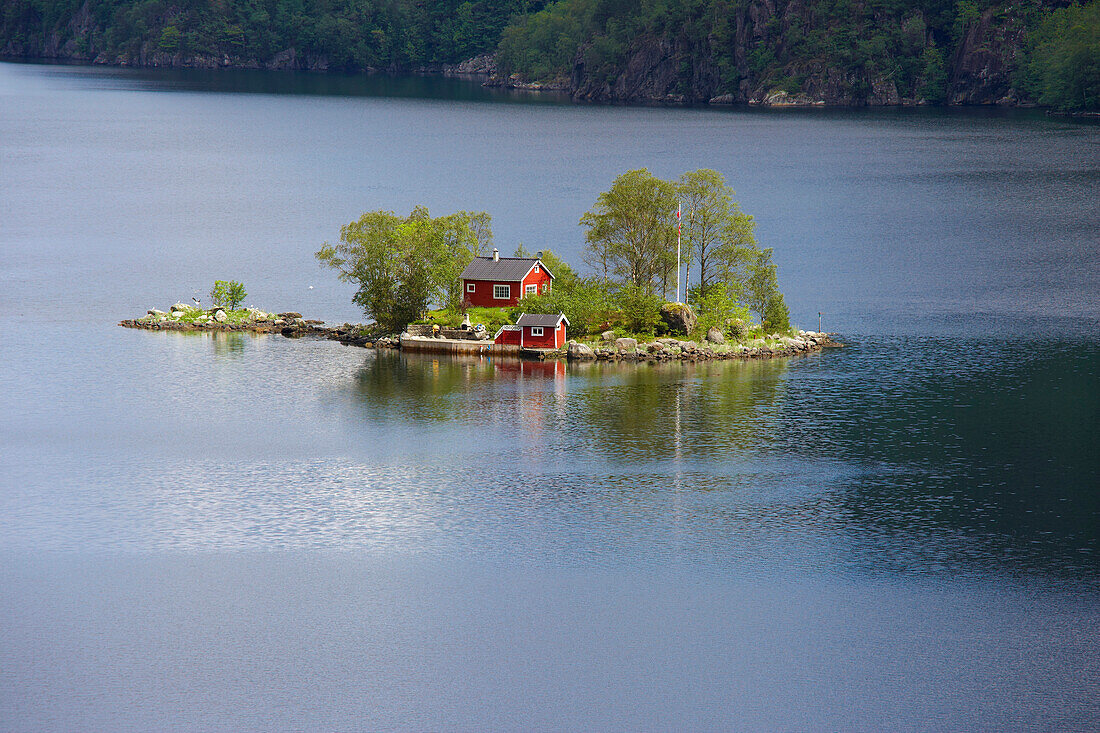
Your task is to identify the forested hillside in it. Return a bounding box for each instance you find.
[2,0,1096,109]
[0,0,545,70]
[497,0,1097,109]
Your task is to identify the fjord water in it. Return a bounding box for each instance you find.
[1,62,1098,730]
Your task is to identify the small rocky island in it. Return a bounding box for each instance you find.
[120,302,838,361]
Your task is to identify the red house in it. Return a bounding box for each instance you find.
[460,249,553,308]
[494,313,569,349]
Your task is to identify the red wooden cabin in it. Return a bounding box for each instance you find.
[460,249,554,307]
[494,313,569,349]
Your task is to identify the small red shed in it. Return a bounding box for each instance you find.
[494,313,569,349]
[460,249,553,307]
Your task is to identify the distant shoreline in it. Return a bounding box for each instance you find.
[1,56,1066,112]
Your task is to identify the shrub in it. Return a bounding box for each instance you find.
[613,283,662,335]
[210,280,247,310]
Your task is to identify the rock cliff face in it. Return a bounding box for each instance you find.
[502,0,1051,106]
[949,6,1031,105]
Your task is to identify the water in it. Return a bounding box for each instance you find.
[1,62,1098,730]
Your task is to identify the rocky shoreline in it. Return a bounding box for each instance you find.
[562,330,840,362]
[120,306,839,362]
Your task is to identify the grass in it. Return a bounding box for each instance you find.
[138,306,274,325]
[415,306,514,331]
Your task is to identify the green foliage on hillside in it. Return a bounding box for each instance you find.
[1022,1,1100,111]
[5,0,1091,109]
[497,0,968,100]
[1,0,546,68]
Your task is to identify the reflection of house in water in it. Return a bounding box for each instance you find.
[491,358,567,457]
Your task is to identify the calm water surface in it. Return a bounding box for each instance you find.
[1,62,1098,730]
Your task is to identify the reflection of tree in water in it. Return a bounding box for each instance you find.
[776,338,1100,580]
[566,359,790,464]
[210,332,247,358]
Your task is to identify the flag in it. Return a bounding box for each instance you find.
[677,202,681,233]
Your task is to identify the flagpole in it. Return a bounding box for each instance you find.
[676,201,682,304]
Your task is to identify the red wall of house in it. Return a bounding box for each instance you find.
[463,266,552,308]
[520,267,552,299]
[464,279,516,307]
[494,322,566,348]
[521,322,565,349]
[495,329,521,346]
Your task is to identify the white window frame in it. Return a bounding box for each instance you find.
[530,327,544,337]
[533,264,540,272]
[541,282,549,293]
[525,284,537,296]
[493,284,511,300]
[466,282,476,293]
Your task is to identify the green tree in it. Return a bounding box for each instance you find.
[1024,1,1100,111]
[316,207,493,331]
[916,45,949,103]
[692,282,753,335]
[433,210,493,311]
[676,168,757,297]
[580,168,677,292]
[210,280,247,309]
[614,282,663,334]
[512,275,614,337]
[537,248,577,290]
[744,248,790,332]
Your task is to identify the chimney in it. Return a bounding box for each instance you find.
[492,248,499,262]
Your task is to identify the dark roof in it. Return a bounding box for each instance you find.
[516,313,569,328]
[459,256,554,282]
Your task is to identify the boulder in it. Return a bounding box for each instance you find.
[614,337,637,352]
[659,303,696,336]
[278,312,302,320]
[600,330,616,343]
[567,340,596,360]
[706,327,726,344]
[148,308,167,317]
[214,309,228,322]
[171,302,189,313]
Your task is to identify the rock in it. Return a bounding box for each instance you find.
[567,340,596,360]
[214,309,227,322]
[148,308,166,316]
[601,330,616,343]
[614,337,637,352]
[274,319,286,325]
[171,302,189,312]
[659,303,696,336]
[706,327,725,344]
[277,312,302,319]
